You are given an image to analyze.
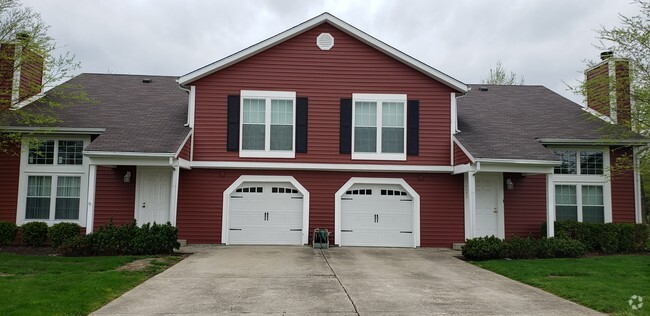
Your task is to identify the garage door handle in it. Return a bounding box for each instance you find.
[341,197,353,200]
[231,196,243,199]
[291,197,303,199]
[400,199,412,201]
[290,229,302,231]
[341,229,353,232]
[400,231,412,234]
[230,228,242,231]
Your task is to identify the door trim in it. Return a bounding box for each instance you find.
[471,172,505,239]
[222,175,310,245]
[334,177,420,248]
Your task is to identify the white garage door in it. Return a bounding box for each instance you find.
[341,184,415,247]
[228,182,303,245]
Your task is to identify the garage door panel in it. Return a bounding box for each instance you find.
[228,182,303,245]
[340,183,415,247]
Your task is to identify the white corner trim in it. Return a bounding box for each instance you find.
[169,165,180,226]
[190,161,453,173]
[221,175,310,245]
[85,164,97,233]
[188,86,196,128]
[546,173,555,237]
[11,45,21,105]
[633,146,643,223]
[334,177,420,248]
[608,60,618,123]
[177,13,467,92]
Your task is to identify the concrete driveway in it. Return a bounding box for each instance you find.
[93,246,601,315]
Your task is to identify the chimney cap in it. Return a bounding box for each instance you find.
[600,51,614,61]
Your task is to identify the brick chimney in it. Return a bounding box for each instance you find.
[0,33,44,110]
[585,51,631,127]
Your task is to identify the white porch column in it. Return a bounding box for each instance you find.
[464,172,476,240]
[633,147,643,224]
[86,164,97,234]
[169,165,180,226]
[546,173,555,237]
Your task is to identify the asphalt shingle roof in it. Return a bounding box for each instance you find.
[5,73,190,154]
[456,84,645,161]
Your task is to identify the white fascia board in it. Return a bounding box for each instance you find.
[474,158,560,166]
[190,161,453,173]
[83,151,175,158]
[178,13,467,93]
[538,138,649,146]
[1,126,106,134]
[173,131,193,158]
[451,136,476,163]
[477,163,555,174]
[87,156,172,167]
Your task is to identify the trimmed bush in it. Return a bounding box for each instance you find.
[57,220,180,257]
[504,236,537,259]
[48,222,81,248]
[542,221,649,253]
[461,236,506,260]
[536,237,587,258]
[0,222,18,246]
[21,221,48,247]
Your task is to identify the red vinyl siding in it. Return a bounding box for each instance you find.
[192,22,455,165]
[453,143,471,165]
[0,149,20,222]
[611,147,636,223]
[178,135,191,160]
[504,174,547,238]
[93,166,137,230]
[176,169,464,247]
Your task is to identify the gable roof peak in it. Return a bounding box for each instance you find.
[178,12,467,93]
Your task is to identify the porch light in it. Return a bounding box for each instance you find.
[506,178,514,190]
[123,171,132,183]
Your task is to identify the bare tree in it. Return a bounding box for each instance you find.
[482,61,524,85]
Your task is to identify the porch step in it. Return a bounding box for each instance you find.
[452,243,465,251]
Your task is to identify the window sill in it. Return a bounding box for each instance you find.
[19,219,85,227]
[351,152,406,161]
[239,150,295,159]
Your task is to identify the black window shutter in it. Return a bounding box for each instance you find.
[227,95,240,151]
[296,97,308,153]
[407,100,419,156]
[340,98,352,154]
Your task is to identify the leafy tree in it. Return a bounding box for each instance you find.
[481,61,524,85]
[0,0,82,153]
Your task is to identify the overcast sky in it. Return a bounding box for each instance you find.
[22,0,640,104]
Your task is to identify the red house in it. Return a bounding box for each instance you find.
[0,13,645,248]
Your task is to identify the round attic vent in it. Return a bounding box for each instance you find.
[317,33,334,50]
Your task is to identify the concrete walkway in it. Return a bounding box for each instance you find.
[92,246,602,315]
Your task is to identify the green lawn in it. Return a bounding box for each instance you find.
[0,253,183,316]
[474,255,650,315]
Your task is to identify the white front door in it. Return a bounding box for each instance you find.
[340,184,414,247]
[228,182,303,245]
[474,173,501,237]
[136,167,172,225]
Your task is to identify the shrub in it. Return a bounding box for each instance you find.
[543,221,649,253]
[461,236,505,260]
[48,222,81,248]
[504,236,537,259]
[58,235,93,257]
[0,222,17,246]
[21,221,49,247]
[536,237,587,258]
[57,220,180,257]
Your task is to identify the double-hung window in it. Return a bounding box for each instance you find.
[240,90,296,158]
[552,149,610,223]
[352,94,407,160]
[19,137,88,225]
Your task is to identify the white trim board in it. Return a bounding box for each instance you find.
[191,161,454,173]
[334,177,420,247]
[177,13,467,93]
[221,175,310,245]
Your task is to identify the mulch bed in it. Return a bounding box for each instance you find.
[0,246,58,256]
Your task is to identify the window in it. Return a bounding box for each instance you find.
[19,137,88,225]
[352,94,407,160]
[553,150,603,175]
[240,90,296,158]
[551,148,610,223]
[554,184,604,223]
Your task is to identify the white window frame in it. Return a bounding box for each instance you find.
[550,147,612,223]
[16,135,90,226]
[351,93,407,161]
[239,90,296,158]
